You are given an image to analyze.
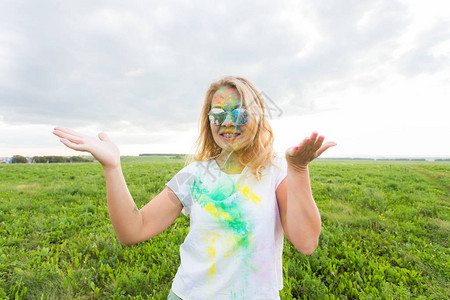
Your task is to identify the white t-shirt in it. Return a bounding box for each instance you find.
[165,157,288,299]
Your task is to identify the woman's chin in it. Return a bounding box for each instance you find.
[215,134,252,153]
[219,142,248,153]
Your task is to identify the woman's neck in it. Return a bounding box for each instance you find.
[215,151,245,174]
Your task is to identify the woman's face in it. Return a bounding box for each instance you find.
[209,86,252,152]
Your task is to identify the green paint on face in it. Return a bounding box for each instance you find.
[212,86,242,112]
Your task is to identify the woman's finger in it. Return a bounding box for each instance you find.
[54,127,82,137]
[313,135,325,151]
[316,141,337,157]
[53,130,83,144]
[291,137,309,154]
[286,146,297,156]
[303,135,318,154]
[60,138,86,151]
[310,132,319,141]
[98,132,110,142]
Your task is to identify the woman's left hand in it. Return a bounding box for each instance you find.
[286,132,337,172]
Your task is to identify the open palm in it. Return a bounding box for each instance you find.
[286,132,336,172]
[53,127,120,169]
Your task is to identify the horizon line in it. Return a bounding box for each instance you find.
[1,154,449,160]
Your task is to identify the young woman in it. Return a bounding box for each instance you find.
[53,76,336,299]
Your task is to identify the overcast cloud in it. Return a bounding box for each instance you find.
[1,0,449,156]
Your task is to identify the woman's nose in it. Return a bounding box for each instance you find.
[222,112,234,126]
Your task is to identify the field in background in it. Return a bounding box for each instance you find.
[120,155,186,164]
[0,160,448,299]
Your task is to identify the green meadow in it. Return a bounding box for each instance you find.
[0,160,448,299]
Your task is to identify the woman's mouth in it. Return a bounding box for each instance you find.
[220,133,240,139]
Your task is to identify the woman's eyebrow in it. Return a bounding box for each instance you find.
[211,104,245,111]
[211,104,246,109]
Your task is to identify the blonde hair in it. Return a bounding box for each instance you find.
[191,76,276,180]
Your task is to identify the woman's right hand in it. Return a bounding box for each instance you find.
[53,127,121,169]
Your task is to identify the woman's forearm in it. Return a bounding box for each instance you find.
[286,166,321,254]
[103,165,143,245]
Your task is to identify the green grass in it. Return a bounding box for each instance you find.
[120,156,186,163]
[0,161,448,299]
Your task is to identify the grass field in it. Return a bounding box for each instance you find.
[120,156,186,164]
[0,160,448,299]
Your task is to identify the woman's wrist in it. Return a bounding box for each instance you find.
[287,163,309,174]
[102,162,122,173]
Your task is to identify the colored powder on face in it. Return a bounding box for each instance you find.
[212,96,224,105]
[212,87,241,111]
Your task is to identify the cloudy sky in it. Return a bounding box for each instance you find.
[1,0,449,158]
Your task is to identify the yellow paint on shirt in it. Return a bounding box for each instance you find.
[204,203,233,221]
[223,234,238,257]
[207,245,216,256]
[238,185,261,204]
[209,263,216,277]
[204,203,218,216]
[201,231,221,279]
[219,211,233,221]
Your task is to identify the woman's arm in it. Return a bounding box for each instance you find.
[105,164,182,245]
[276,132,336,255]
[53,127,182,246]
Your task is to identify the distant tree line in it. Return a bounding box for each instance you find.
[139,153,186,157]
[10,155,93,163]
[11,155,28,163]
[33,156,93,163]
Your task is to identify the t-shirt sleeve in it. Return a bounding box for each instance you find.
[165,163,198,216]
[274,156,288,190]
